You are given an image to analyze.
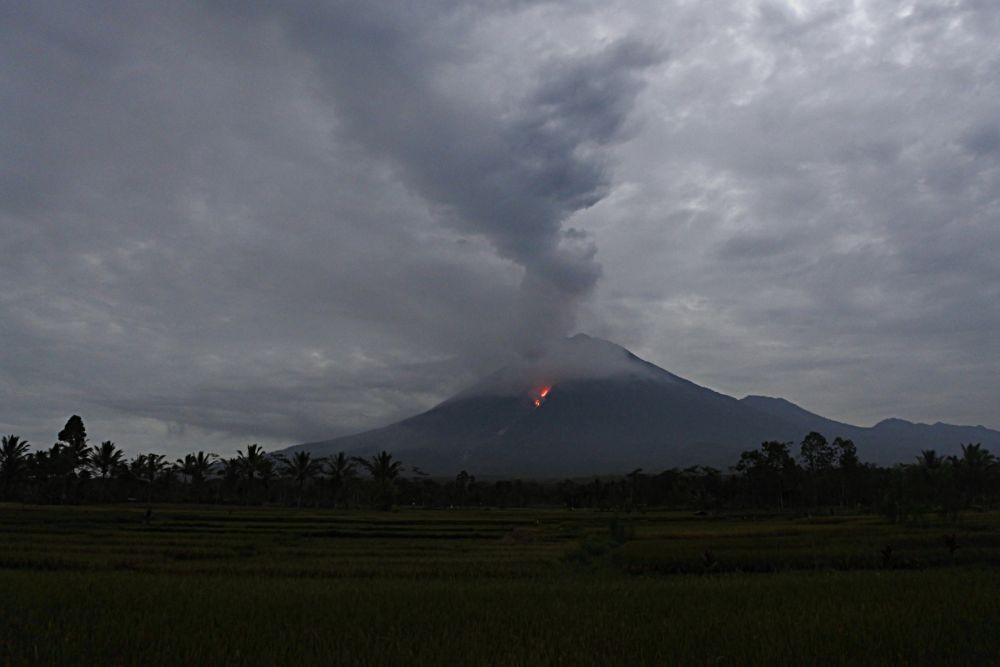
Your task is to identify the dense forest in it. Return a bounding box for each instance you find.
[1,415,997,519]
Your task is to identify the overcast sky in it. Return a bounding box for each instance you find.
[2,1,998,458]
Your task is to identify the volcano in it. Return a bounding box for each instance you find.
[283,334,1000,476]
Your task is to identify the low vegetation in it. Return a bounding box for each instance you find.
[1,504,999,665]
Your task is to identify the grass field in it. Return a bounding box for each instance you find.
[1,504,999,665]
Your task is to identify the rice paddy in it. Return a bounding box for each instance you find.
[2,504,998,665]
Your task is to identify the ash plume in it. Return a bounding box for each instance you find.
[262,3,663,352]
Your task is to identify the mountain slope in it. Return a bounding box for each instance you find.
[285,335,1000,476]
[286,335,799,475]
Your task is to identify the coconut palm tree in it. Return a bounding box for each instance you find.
[0,434,30,499]
[237,444,266,484]
[956,443,996,507]
[176,451,217,482]
[86,440,124,502]
[324,452,356,508]
[257,457,276,502]
[911,449,949,510]
[140,454,169,484]
[277,451,325,506]
[130,453,170,505]
[353,451,403,510]
[176,451,218,502]
[89,441,124,479]
[916,450,942,470]
[234,444,268,504]
[219,457,241,502]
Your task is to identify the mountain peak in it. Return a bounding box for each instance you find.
[459,334,674,399]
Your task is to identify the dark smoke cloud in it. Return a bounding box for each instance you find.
[262,2,662,349]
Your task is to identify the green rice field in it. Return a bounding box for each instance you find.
[1,504,998,665]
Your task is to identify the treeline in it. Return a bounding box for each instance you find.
[1,416,997,519]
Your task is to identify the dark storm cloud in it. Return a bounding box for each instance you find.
[1,1,998,457]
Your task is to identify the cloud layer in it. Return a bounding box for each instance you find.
[1,1,998,457]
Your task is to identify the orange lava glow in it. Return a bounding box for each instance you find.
[532,385,552,408]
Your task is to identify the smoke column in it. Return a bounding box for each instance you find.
[259,2,662,353]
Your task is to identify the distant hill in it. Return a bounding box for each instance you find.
[283,335,1000,476]
[740,395,1000,466]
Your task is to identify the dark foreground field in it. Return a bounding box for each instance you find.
[1,505,999,665]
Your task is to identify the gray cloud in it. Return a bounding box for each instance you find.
[1,1,998,458]
[260,2,661,350]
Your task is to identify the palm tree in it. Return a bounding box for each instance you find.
[916,450,942,470]
[0,434,30,499]
[176,451,217,482]
[324,452,356,508]
[130,453,169,505]
[176,451,217,502]
[257,457,276,502]
[912,449,948,511]
[86,440,124,502]
[236,444,268,503]
[219,457,241,501]
[237,444,266,483]
[141,454,169,484]
[353,451,403,510]
[277,451,325,506]
[956,443,996,507]
[89,441,124,479]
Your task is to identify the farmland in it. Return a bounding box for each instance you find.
[1,504,999,665]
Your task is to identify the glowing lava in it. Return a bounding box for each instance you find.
[533,385,552,408]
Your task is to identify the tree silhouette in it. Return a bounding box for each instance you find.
[258,457,276,501]
[455,469,476,506]
[354,451,403,510]
[57,416,89,471]
[800,432,833,506]
[140,454,168,484]
[89,441,124,479]
[833,437,858,506]
[236,444,268,503]
[219,457,241,501]
[917,449,943,470]
[176,451,217,483]
[324,452,356,508]
[237,444,266,483]
[735,441,798,508]
[176,451,217,502]
[913,449,945,509]
[129,453,169,505]
[800,432,833,472]
[277,451,324,506]
[0,434,30,499]
[956,443,996,507]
